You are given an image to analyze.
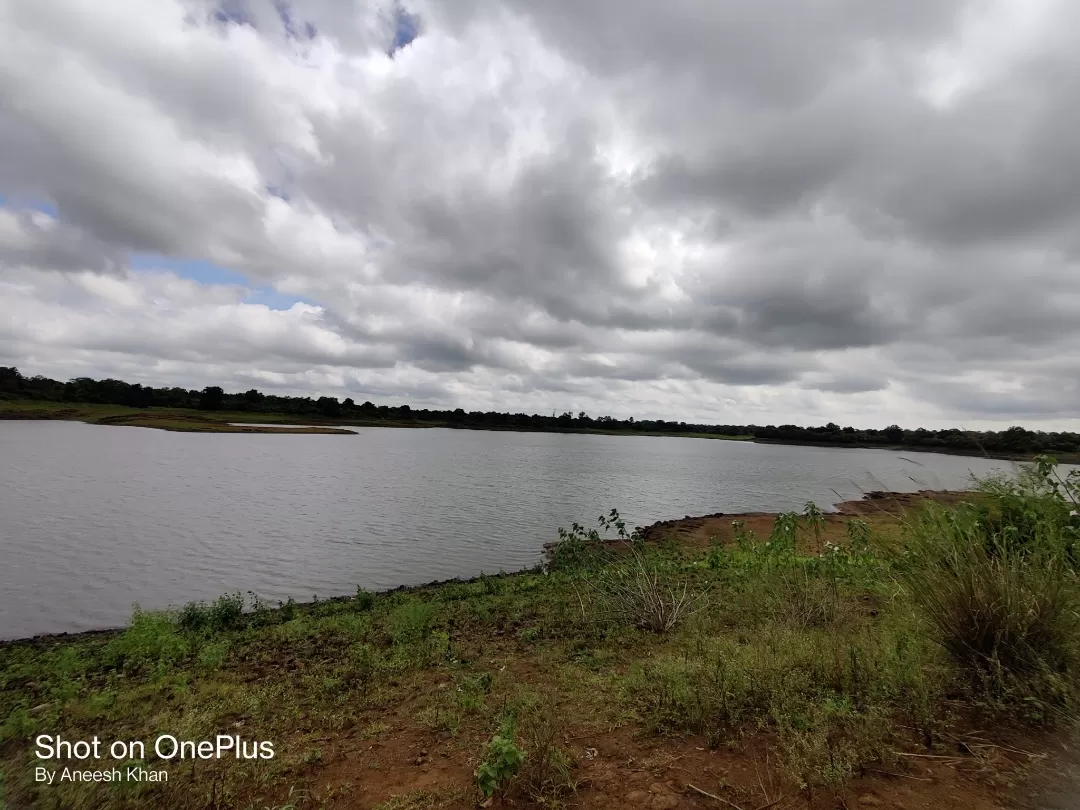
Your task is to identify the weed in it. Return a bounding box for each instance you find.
[559,510,710,633]
[355,587,376,612]
[898,489,1080,722]
[279,597,297,622]
[803,501,826,547]
[388,599,435,645]
[197,640,230,671]
[769,512,800,555]
[516,697,579,804]
[475,716,525,799]
[103,607,190,673]
[178,592,246,634]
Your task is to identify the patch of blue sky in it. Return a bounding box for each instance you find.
[0,194,59,216]
[129,254,313,310]
[272,0,317,40]
[212,0,316,40]
[0,197,309,310]
[388,4,421,57]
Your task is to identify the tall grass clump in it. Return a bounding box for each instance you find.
[553,510,710,633]
[897,457,1080,723]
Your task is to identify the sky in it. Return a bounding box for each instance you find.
[1,0,1079,431]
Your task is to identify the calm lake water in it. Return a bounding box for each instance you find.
[0,421,1028,639]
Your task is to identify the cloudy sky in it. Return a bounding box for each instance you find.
[1,0,1078,430]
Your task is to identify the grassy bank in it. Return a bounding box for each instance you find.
[2,466,1079,809]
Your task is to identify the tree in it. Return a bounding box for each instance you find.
[199,386,224,410]
[316,396,341,417]
[0,367,22,393]
[883,424,905,443]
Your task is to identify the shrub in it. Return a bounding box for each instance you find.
[898,469,1080,723]
[388,599,435,646]
[547,521,609,572]
[556,510,710,633]
[475,717,525,799]
[354,588,376,612]
[104,607,190,673]
[177,592,246,634]
[515,694,579,802]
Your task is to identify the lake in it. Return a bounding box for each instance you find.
[0,420,1026,639]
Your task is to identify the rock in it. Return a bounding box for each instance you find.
[649,783,666,794]
[625,790,651,804]
[29,704,49,715]
[858,795,883,807]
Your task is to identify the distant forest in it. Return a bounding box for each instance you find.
[2,366,1078,457]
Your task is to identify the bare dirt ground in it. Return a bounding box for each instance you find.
[295,644,1068,810]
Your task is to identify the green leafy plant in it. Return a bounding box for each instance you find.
[354,588,376,612]
[803,501,826,547]
[475,718,525,799]
[846,519,872,558]
[177,592,246,634]
[769,512,800,557]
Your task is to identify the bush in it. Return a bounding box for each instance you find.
[354,588,376,612]
[104,608,190,673]
[388,599,435,645]
[554,510,710,633]
[898,464,1080,723]
[475,717,525,799]
[177,592,246,634]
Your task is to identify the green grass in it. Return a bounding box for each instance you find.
[1,462,1078,807]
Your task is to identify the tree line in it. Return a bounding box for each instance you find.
[2,366,1078,456]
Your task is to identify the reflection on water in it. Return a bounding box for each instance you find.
[0,421,1024,638]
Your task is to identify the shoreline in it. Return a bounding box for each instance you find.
[4,483,1076,810]
[0,488,972,648]
[4,403,1077,460]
